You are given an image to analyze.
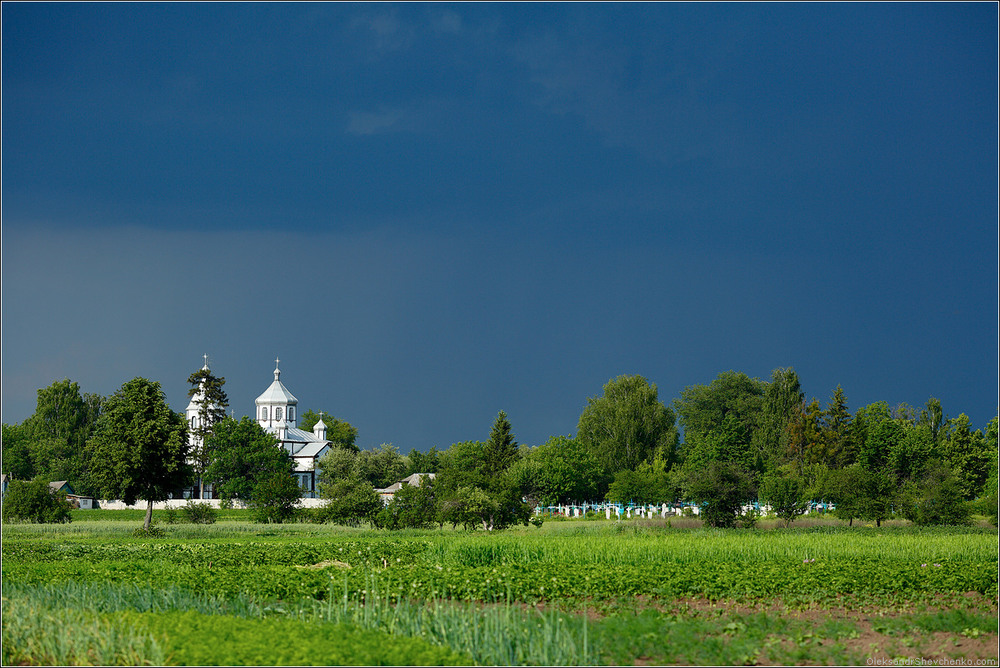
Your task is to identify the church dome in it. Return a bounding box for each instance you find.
[255,361,298,406]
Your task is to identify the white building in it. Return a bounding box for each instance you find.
[255,359,331,498]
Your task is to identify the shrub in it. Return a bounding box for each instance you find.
[181,501,218,525]
[162,507,178,524]
[1,480,72,524]
[318,477,382,527]
[131,525,164,538]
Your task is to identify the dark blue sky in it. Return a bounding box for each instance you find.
[3,3,997,450]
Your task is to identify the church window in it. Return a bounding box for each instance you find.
[191,416,197,429]
[261,407,268,420]
[275,407,283,421]
[289,407,295,421]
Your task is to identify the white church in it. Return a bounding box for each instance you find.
[185,358,331,499]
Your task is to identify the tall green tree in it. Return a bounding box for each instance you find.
[404,447,441,476]
[354,443,406,489]
[13,379,104,496]
[1,423,34,481]
[686,461,757,528]
[578,374,678,474]
[784,398,824,473]
[510,435,606,506]
[821,385,854,468]
[675,371,765,443]
[204,417,289,503]
[86,378,190,530]
[299,410,359,452]
[752,367,803,470]
[482,411,520,483]
[940,414,993,500]
[187,364,229,499]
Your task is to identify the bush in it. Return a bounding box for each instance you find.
[162,507,178,524]
[2,480,72,524]
[181,501,218,525]
[131,525,164,538]
[317,477,382,527]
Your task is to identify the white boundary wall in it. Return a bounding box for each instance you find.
[96,498,328,510]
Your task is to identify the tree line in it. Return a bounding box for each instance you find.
[2,369,997,530]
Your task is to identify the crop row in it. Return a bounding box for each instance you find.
[4,525,996,568]
[5,554,995,605]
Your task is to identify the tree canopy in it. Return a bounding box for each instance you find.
[86,377,190,530]
[577,375,677,474]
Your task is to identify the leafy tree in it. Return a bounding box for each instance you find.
[680,412,754,474]
[751,367,803,470]
[13,379,104,497]
[299,410,359,452]
[86,378,190,530]
[204,417,290,503]
[482,411,520,482]
[404,447,441,477]
[318,476,383,526]
[758,468,809,527]
[899,462,971,526]
[784,398,823,473]
[857,409,903,473]
[247,471,302,523]
[857,467,898,527]
[888,423,934,482]
[317,447,359,484]
[434,440,487,496]
[186,364,229,499]
[376,475,440,529]
[605,456,678,505]
[439,483,528,531]
[441,486,499,531]
[579,374,678,474]
[819,465,866,526]
[675,371,764,445]
[685,461,757,528]
[940,414,993,500]
[1,479,73,524]
[354,443,406,489]
[1,423,35,480]
[511,435,606,506]
[977,417,998,526]
[918,398,946,444]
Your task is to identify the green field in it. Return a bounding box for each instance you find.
[3,512,997,666]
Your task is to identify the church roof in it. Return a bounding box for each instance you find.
[255,362,298,405]
[278,427,324,444]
